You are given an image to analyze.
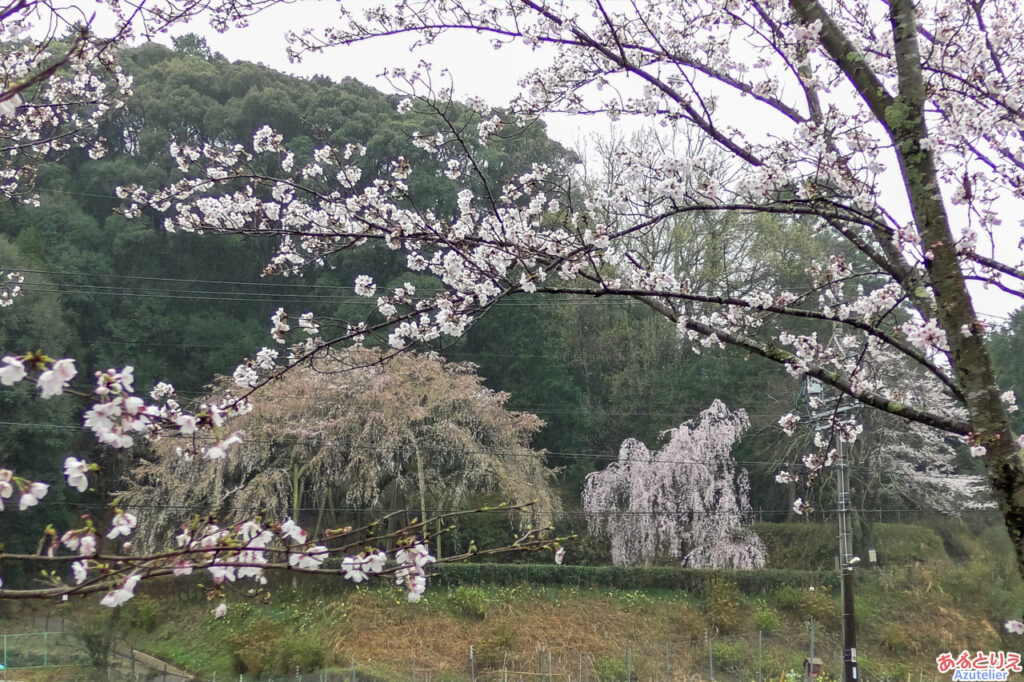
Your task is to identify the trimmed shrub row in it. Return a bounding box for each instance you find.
[431,563,838,592]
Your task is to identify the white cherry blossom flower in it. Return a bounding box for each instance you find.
[778,413,801,436]
[79,534,97,557]
[290,545,328,569]
[406,574,427,602]
[100,573,141,608]
[174,414,198,435]
[106,510,138,539]
[0,469,12,509]
[0,356,26,385]
[150,382,175,400]
[19,482,48,510]
[279,518,307,544]
[341,555,369,582]
[37,358,76,398]
[792,498,812,516]
[354,275,376,297]
[365,550,387,574]
[63,456,89,492]
[204,433,241,460]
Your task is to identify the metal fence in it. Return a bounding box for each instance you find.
[0,625,952,681]
[1,630,88,671]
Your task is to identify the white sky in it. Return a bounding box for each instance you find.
[161,4,1021,320]
[170,5,574,134]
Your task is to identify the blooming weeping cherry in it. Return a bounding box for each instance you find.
[583,400,767,569]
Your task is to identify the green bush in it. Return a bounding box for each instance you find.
[712,639,750,672]
[772,584,836,625]
[772,584,806,611]
[229,617,328,676]
[705,576,743,634]
[447,585,491,619]
[872,524,947,564]
[754,600,781,631]
[592,655,631,681]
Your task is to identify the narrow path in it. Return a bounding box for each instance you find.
[112,647,195,680]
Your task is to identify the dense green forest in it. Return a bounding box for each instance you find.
[1,37,1020,581]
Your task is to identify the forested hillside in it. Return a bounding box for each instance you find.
[2,36,1020,579]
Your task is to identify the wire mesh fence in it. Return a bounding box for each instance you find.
[1,630,89,671]
[0,623,959,681]
[111,628,928,682]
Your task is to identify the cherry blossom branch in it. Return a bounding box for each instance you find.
[537,283,962,400]
[637,295,972,434]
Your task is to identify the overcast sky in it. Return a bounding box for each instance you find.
[161,5,1021,320]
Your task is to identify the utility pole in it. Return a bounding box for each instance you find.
[802,373,860,682]
[837,438,860,682]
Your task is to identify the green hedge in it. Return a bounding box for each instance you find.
[432,563,838,593]
[753,522,951,569]
[753,522,837,570]
[872,523,947,564]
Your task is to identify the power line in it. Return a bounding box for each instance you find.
[0,420,987,474]
[19,282,638,307]
[56,500,999,517]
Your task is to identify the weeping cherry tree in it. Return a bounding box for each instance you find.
[583,400,767,569]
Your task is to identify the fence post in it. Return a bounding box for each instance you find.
[43,632,47,667]
[707,630,714,682]
[470,645,477,682]
[758,630,763,682]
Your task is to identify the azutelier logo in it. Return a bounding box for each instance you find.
[936,651,1022,681]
